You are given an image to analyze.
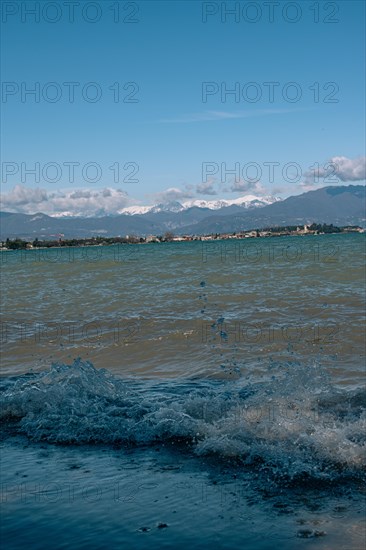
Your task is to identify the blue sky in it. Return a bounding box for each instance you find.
[1,0,365,214]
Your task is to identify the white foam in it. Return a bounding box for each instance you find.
[1,359,365,482]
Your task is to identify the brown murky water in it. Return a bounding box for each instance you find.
[1,234,365,384]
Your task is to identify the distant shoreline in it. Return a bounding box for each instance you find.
[1,223,364,251]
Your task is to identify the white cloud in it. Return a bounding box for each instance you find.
[303,156,366,186]
[159,108,308,123]
[1,185,49,206]
[196,181,218,195]
[151,187,194,203]
[0,185,131,216]
[230,180,266,195]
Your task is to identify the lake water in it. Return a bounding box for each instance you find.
[1,234,365,549]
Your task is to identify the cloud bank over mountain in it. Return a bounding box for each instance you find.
[303,156,366,186]
[1,156,364,217]
[0,186,131,217]
[0,186,364,240]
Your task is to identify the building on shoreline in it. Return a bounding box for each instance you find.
[1,224,364,250]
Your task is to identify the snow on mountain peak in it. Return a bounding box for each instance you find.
[119,195,280,215]
[182,195,279,210]
[117,205,152,216]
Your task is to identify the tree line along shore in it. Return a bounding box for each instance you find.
[1,223,364,250]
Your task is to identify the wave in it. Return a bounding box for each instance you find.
[1,359,365,483]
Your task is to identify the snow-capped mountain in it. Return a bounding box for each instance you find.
[117,205,153,216]
[1,186,364,239]
[119,201,185,216]
[182,195,279,210]
[119,195,279,215]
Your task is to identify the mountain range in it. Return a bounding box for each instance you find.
[119,194,278,215]
[1,186,365,240]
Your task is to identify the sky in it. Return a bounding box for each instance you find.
[1,0,365,216]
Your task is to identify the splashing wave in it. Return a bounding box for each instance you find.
[1,359,365,482]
